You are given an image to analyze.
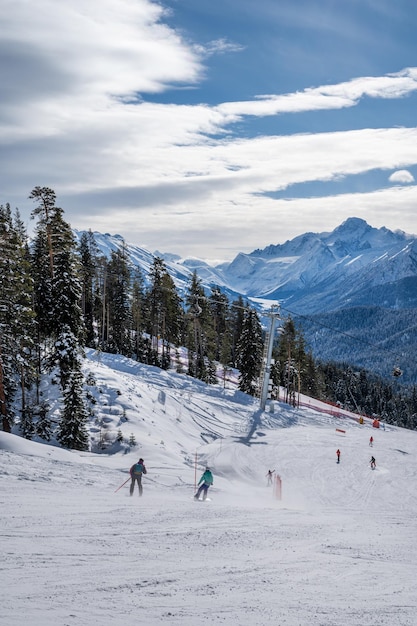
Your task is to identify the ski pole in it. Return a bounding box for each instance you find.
[114,477,130,493]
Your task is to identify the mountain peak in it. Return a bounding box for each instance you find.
[334,217,370,234]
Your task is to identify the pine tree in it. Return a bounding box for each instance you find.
[57,368,89,451]
[78,231,99,346]
[230,296,246,367]
[273,316,305,405]
[131,268,147,362]
[185,271,214,380]
[0,204,36,432]
[143,257,184,368]
[29,187,88,448]
[209,287,230,363]
[49,208,85,342]
[159,270,184,368]
[106,247,132,355]
[236,308,263,395]
[31,226,54,340]
[33,204,86,391]
[34,401,52,441]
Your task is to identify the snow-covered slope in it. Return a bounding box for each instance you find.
[2,350,417,625]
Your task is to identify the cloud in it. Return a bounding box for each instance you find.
[0,0,203,132]
[388,170,415,184]
[2,0,417,261]
[194,38,245,57]
[216,68,417,120]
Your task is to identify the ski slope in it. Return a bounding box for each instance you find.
[1,349,417,626]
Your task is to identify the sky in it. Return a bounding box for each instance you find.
[1,347,417,625]
[1,0,417,262]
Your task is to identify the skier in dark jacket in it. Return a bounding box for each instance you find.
[130,458,147,496]
[194,468,213,501]
[370,456,376,469]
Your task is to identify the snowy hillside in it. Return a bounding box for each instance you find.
[2,350,417,626]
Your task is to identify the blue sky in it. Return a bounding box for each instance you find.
[1,0,417,262]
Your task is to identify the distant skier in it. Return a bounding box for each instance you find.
[194,467,213,501]
[370,456,376,470]
[336,449,341,464]
[266,469,275,485]
[130,458,147,496]
[369,436,373,447]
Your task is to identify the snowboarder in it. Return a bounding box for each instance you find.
[370,456,376,470]
[266,469,275,485]
[130,458,147,496]
[194,467,213,501]
[336,449,341,463]
[369,436,373,446]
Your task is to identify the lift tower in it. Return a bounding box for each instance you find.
[259,305,281,411]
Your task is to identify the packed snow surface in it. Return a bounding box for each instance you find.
[1,350,417,626]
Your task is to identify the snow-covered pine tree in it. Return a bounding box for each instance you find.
[34,401,52,441]
[236,307,263,396]
[78,230,100,347]
[144,257,166,365]
[230,295,246,368]
[143,256,184,368]
[20,406,35,440]
[131,267,147,362]
[272,316,308,405]
[159,267,184,369]
[57,367,89,451]
[185,271,214,381]
[106,247,132,355]
[209,286,231,364]
[0,204,36,432]
[30,187,89,449]
[49,207,86,343]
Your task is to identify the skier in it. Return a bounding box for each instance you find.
[336,449,341,464]
[194,467,213,501]
[369,436,373,446]
[370,456,376,470]
[129,458,147,496]
[266,469,275,485]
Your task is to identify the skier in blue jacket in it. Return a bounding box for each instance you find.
[130,458,147,496]
[194,467,213,501]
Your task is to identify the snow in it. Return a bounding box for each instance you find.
[2,350,417,625]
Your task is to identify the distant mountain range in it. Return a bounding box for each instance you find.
[74,217,417,384]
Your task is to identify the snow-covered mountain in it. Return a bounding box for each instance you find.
[2,349,417,625]
[75,218,417,315]
[217,217,417,313]
[74,218,417,383]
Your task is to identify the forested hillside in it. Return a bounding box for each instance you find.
[1,188,417,449]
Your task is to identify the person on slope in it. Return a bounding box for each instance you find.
[266,469,275,485]
[336,449,341,464]
[369,436,373,447]
[194,467,213,501]
[129,458,147,496]
[370,456,376,470]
